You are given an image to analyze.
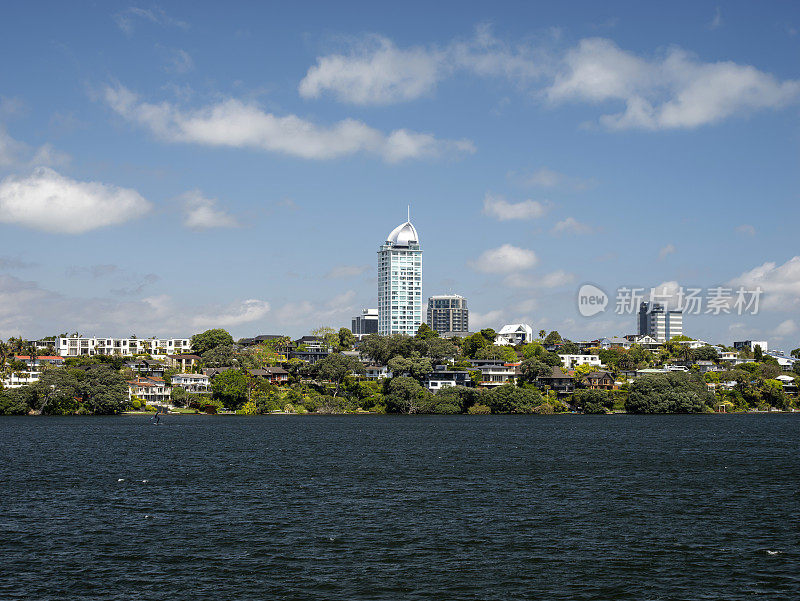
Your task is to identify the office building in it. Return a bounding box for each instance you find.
[637,302,683,343]
[352,309,379,336]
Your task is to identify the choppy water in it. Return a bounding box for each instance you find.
[1,414,798,600]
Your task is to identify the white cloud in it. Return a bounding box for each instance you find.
[772,319,797,337]
[0,167,151,234]
[503,270,575,289]
[736,224,756,236]
[522,167,562,187]
[0,127,26,166]
[325,265,369,279]
[181,190,239,230]
[299,35,442,105]
[553,216,592,235]
[104,84,474,163]
[547,38,800,130]
[470,244,537,273]
[515,167,596,191]
[191,299,270,329]
[658,243,676,260]
[114,7,189,35]
[541,270,576,288]
[299,26,541,105]
[0,274,267,339]
[482,193,549,221]
[470,309,505,330]
[729,256,800,311]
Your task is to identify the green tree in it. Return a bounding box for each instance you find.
[386,376,430,414]
[475,345,518,362]
[544,331,563,345]
[387,353,432,382]
[311,326,340,351]
[462,332,491,358]
[519,358,552,384]
[424,338,457,364]
[211,369,250,410]
[415,323,439,340]
[0,386,34,415]
[485,384,543,414]
[538,329,547,340]
[790,348,800,359]
[761,379,787,409]
[201,344,242,368]
[191,329,234,355]
[573,389,613,414]
[753,344,764,362]
[625,372,712,414]
[338,328,356,350]
[522,342,546,360]
[308,353,365,397]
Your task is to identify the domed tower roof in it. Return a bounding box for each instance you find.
[386,221,419,247]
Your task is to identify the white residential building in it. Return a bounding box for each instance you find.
[57,336,192,358]
[378,217,423,335]
[2,355,65,388]
[127,377,171,405]
[559,354,603,369]
[495,324,533,346]
[171,373,210,392]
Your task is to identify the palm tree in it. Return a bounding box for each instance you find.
[0,340,9,379]
[538,329,547,340]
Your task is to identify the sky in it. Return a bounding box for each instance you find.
[0,1,798,348]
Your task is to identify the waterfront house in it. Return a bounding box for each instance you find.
[171,373,211,392]
[423,366,471,391]
[2,355,65,388]
[536,366,574,396]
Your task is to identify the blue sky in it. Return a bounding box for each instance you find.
[0,1,798,348]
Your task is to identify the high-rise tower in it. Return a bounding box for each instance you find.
[378,215,422,335]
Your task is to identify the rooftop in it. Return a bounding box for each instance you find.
[385,221,419,247]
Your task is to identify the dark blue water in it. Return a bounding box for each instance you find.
[1,415,798,600]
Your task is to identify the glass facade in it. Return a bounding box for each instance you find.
[378,222,422,336]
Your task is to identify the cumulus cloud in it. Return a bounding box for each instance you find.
[547,38,800,130]
[181,190,239,230]
[0,127,69,168]
[470,244,537,273]
[0,167,151,234]
[273,291,356,326]
[299,35,442,105]
[658,244,676,260]
[772,319,797,337]
[503,270,575,289]
[0,274,268,338]
[729,256,800,311]
[736,224,756,236]
[469,309,505,330]
[0,127,26,166]
[299,26,541,105]
[104,84,474,163]
[325,264,369,279]
[191,298,270,329]
[482,193,549,221]
[552,216,592,235]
